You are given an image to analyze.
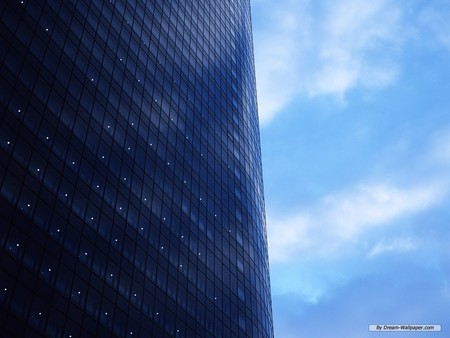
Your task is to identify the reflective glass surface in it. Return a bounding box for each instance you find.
[0,0,273,336]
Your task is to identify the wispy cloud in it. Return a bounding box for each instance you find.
[268,181,446,262]
[268,124,450,261]
[368,236,417,257]
[324,183,443,239]
[267,123,450,305]
[253,0,405,124]
[253,0,310,123]
[308,0,402,97]
[254,1,450,335]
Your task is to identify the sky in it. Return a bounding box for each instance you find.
[250,0,450,337]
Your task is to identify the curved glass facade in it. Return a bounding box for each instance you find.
[0,0,273,337]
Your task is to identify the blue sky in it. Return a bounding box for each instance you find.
[250,0,450,337]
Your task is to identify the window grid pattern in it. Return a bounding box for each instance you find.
[0,0,273,337]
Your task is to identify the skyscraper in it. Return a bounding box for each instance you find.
[0,0,273,337]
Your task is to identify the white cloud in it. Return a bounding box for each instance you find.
[253,0,311,124]
[368,236,417,257]
[268,181,447,262]
[267,124,450,303]
[324,183,444,239]
[307,0,402,97]
[253,0,404,124]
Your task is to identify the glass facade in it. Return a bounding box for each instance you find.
[0,0,273,337]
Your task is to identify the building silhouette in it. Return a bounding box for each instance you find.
[0,0,273,337]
